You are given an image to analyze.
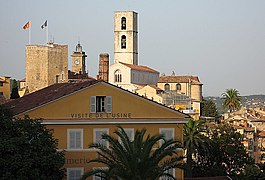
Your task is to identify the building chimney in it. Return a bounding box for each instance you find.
[97,53,109,82]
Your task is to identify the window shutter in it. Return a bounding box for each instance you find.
[75,131,81,148]
[90,96,96,113]
[69,131,75,149]
[106,96,112,113]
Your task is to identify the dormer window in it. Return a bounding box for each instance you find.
[121,35,126,49]
[121,17,126,30]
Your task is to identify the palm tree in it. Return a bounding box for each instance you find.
[82,126,183,180]
[184,119,209,178]
[222,88,241,113]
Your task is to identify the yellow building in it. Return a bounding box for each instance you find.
[5,80,189,180]
[0,76,11,100]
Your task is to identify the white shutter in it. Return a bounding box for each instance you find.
[90,96,96,113]
[106,96,112,113]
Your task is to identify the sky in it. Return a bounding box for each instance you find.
[0,0,265,97]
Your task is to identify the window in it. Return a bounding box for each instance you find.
[67,168,84,180]
[121,35,126,49]
[160,168,175,180]
[94,128,109,147]
[121,17,126,30]
[93,167,108,180]
[0,92,3,95]
[119,128,134,142]
[67,129,83,149]
[114,69,122,83]
[56,75,59,83]
[164,84,170,91]
[176,83,181,91]
[0,82,3,86]
[159,128,174,146]
[90,96,112,113]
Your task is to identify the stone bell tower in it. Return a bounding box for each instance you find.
[114,11,138,65]
[71,42,87,74]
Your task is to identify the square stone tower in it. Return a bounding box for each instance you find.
[114,11,138,65]
[26,43,68,93]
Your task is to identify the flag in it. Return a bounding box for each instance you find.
[41,20,47,29]
[23,21,30,30]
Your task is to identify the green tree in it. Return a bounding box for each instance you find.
[192,122,253,178]
[82,126,183,180]
[200,99,219,120]
[222,88,241,113]
[0,105,65,179]
[183,119,209,178]
[10,79,20,99]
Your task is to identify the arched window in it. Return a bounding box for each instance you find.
[114,70,122,83]
[121,17,126,30]
[176,83,181,91]
[121,35,126,49]
[164,84,170,91]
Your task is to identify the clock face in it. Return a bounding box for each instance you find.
[75,59,80,65]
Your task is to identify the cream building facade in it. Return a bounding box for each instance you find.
[26,43,68,93]
[157,74,203,120]
[109,11,159,92]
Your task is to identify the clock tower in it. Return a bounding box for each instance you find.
[71,42,87,74]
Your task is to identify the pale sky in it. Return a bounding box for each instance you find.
[0,0,264,96]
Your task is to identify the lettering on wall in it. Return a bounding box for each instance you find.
[65,157,90,164]
[70,113,132,119]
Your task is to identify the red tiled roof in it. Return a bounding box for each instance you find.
[20,78,26,82]
[149,85,162,91]
[158,75,202,85]
[3,80,190,119]
[120,62,159,73]
[4,80,98,115]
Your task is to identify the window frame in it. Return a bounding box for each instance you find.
[93,167,108,180]
[121,35,126,49]
[176,83,181,91]
[121,17,126,30]
[114,69,122,83]
[67,167,84,180]
[164,83,170,91]
[119,128,134,142]
[67,129,83,150]
[160,168,175,180]
[159,128,175,146]
[90,96,112,113]
[94,128,109,148]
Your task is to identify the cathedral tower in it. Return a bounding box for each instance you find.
[71,42,87,74]
[114,11,138,65]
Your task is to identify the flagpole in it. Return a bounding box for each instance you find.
[46,22,48,44]
[29,21,31,44]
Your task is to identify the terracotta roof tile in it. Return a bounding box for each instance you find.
[120,62,159,73]
[4,80,98,115]
[3,80,190,119]
[149,85,163,91]
[158,75,203,85]
[20,78,26,82]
